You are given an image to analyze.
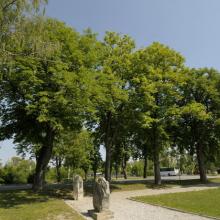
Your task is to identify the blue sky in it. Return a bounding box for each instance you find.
[1,0,220,164]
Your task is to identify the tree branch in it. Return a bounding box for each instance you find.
[1,0,18,12]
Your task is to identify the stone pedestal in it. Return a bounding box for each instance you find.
[73,175,83,200]
[88,209,114,220]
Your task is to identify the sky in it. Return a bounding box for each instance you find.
[1,0,220,164]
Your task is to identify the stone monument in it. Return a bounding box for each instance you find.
[73,175,83,200]
[88,177,114,220]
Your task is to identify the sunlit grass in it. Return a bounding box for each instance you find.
[133,187,220,218]
[0,190,84,220]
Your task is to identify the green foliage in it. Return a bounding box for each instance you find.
[174,68,220,162]
[0,18,104,189]
[58,130,94,170]
[0,0,48,62]
[130,42,186,183]
[127,160,154,177]
[132,42,185,145]
[0,157,35,184]
[0,6,220,186]
[130,161,144,177]
[46,166,68,183]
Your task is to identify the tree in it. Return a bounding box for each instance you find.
[131,129,151,179]
[91,32,135,181]
[90,137,102,180]
[108,100,136,180]
[0,0,47,60]
[0,19,99,190]
[174,68,220,182]
[131,42,185,184]
[62,130,94,181]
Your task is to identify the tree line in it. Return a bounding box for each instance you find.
[0,0,220,191]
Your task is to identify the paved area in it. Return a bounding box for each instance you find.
[65,184,219,220]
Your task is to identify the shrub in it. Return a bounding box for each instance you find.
[0,157,35,184]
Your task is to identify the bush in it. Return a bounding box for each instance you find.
[0,157,35,184]
[46,166,70,183]
[1,167,22,184]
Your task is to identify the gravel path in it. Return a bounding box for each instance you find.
[65,184,219,220]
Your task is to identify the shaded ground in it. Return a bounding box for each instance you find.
[0,190,85,220]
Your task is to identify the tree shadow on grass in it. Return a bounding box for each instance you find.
[42,184,74,200]
[0,190,49,209]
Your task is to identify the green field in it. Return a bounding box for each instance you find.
[0,190,84,220]
[133,187,220,218]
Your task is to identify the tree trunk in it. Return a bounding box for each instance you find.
[196,144,207,183]
[33,145,53,191]
[105,143,111,181]
[152,122,161,185]
[67,166,71,179]
[105,111,112,182]
[110,162,113,179]
[84,169,88,181]
[55,156,62,183]
[143,148,148,179]
[93,169,97,180]
[92,162,97,180]
[122,157,127,179]
[153,144,161,185]
[115,164,119,179]
[33,130,54,191]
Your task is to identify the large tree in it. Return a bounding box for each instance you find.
[91,32,135,181]
[0,19,100,190]
[174,68,220,182]
[131,42,185,185]
[56,130,95,181]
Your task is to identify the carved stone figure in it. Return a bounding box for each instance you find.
[73,175,83,200]
[88,177,113,220]
[93,177,110,212]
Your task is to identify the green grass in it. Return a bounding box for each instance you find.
[0,190,85,220]
[209,177,220,184]
[40,177,220,196]
[163,177,220,186]
[133,187,220,218]
[110,182,168,192]
[109,177,220,192]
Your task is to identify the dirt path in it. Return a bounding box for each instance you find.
[65,184,219,220]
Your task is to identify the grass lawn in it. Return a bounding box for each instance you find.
[133,187,220,218]
[0,190,85,220]
[110,182,168,192]
[41,177,220,195]
[109,177,220,192]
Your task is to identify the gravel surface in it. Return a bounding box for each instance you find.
[65,184,219,220]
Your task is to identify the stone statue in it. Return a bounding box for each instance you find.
[88,177,113,219]
[93,177,110,212]
[73,175,83,200]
